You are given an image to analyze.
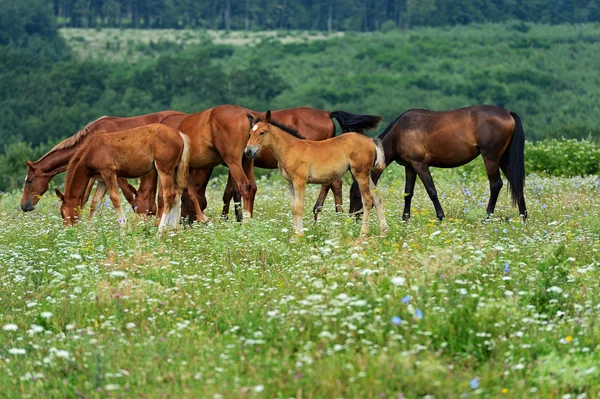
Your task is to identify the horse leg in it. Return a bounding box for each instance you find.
[292,180,306,235]
[402,166,417,221]
[155,176,163,226]
[186,179,207,224]
[82,178,96,206]
[117,178,136,207]
[412,163,445,221]
[224,160,254,221]
[312,184,330,222]
[332,179,343,213]
[241,157,257,219]
[355,173,373,237]
[500,163,528,220]
[482,157,503,218]
[221,172,235,219]
[101,172,127,228]
[370,176,388,234]
[232,183,242,222]
[157,173,177,234]
[89,181,107,220]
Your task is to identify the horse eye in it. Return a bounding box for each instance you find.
[260,131,266,135]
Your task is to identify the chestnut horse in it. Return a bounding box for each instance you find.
[21,110,185,212]
[178,107,382,223]
[55,124,190,234]
[348,105,527,220]
[245,111,388,237]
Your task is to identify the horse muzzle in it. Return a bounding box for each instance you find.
[21,201,34,212]
[244,147,259,159]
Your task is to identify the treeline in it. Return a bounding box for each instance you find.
[53,0,600,31]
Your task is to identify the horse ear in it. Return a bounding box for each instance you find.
[247,114,255,126]
[25,161,35,169]
[266,110,271,123]
[127,184,137,196]
[55,188,65,201]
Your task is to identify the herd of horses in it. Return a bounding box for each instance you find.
[21,104,527,236]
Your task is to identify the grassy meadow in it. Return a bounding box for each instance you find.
[1,164,600,398]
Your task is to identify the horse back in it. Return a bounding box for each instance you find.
[272,107,334,140]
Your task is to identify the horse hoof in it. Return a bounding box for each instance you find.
[402,214,410,221]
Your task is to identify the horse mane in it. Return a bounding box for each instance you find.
[36,116,109,163]
[271,119,305,140]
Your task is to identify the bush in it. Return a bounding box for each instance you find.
[525,138,600,177]
[380,20,397,33]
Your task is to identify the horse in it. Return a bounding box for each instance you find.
[54,124,190,234]
[244,110,388,237]
[21,110,185,212]
[177,107,382,223]
[348,105,527,221]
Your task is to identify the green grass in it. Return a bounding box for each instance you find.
[1,167,600,397]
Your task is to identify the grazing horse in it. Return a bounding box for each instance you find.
[348,105,527,220]
[54,124,190,234]
[179,107,382,223]
[21,110,185,212]
[245,110,388,237]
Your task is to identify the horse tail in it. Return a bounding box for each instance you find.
[330,110,382,134]
[504,112,526,206]
[175,132,191,190]
[372,138,386,173]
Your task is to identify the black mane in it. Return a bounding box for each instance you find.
[271,119,305,139]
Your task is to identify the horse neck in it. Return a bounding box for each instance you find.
[63,157,90,208]
[265,127,298,165]
[35,146,79,176]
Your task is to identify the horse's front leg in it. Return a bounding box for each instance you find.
[292,180,306,235]
[402,166,417,221]
[413,163,445,221]
[89,181,107,220]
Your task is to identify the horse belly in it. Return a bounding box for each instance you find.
[117,158,155,178]
[427,139,479,168]
[307,163,347,184]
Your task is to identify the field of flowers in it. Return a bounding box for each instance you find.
[0,166,599,398]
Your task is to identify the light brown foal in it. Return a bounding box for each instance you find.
[244,111,388,237]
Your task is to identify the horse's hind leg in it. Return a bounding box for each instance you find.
[332,179,343,213]
[355,173,373,237]
[157,172,178,234]
[402,167,417,221]
[312,184,330,222]
[482,157,503,218]
[500,163,528,220]
[370,177,388,234]
[412,163,445,220]
[89,181,107,220]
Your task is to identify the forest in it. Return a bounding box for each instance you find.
[51,0,600,31]
[0,0,599,190]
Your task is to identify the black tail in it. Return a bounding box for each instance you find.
[503,112,526,205]
[330,110,382,134]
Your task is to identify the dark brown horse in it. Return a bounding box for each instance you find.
[178,108,381,223]
[349,105,527,220]
[21,110,185,212]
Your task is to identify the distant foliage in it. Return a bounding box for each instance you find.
[48,0,600,31]
[525,139,600,177]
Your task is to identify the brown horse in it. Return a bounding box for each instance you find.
[55,124,190,233]
[21,110,185,212]
[348,105,527,220]
[149,104,264,223]
[245,111,388,237]
[178,107,382,223]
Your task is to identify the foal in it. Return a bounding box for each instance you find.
[244,110,388,237]
[55,124,190,234]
